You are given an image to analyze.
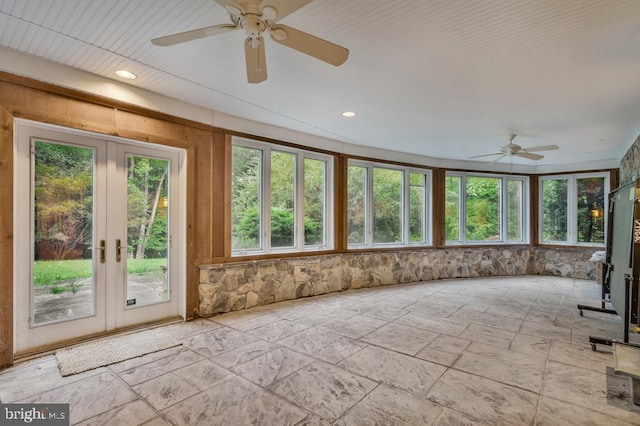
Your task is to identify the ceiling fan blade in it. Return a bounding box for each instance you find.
[522,144,559,153]
[468,153,502,159]
[151,24,238,46]
[269,24,348,66]
[245,36,267,83]
[262,0,314,20]
[491,155,507,164]
[516,152,544,161]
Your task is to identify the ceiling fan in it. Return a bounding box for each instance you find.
[469,134,559,163]
[151,0,349,83]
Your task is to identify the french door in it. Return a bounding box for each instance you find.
[14,122,184,353]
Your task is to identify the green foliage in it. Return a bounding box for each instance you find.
[465,177,499,241]
[445,176,461,241]
[34,259,92,286]
[34,258,167,286]
[446,176,502,242]
[373,168,403,243]
[409,173,426,243]
[126,156,169,259]
[304,158,326,246]
[34,143,169,262]
[232,146,261,249]
[145,216,168,258]
[347,165,366,244]
[34,141,93,260]
[576,177,605,243]
[270,207,295,247]
[234,206,323,248]
[50,286,65,294]
[542,179,568,241]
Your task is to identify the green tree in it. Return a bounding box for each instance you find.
[465,177,500,241]
[542,179,568,241]
[372,168,403,243]
[304,158,325,245]
[445,176,461,241]
[347,165,366,244]
[34,142,93,260]
[232,146,261,249]
[126,156,168,259]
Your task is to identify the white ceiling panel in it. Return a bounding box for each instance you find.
[1,0,640,168]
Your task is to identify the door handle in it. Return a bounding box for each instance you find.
[116,239,123,262]
[89,240,106,264]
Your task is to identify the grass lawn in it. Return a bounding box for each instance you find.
[34,258,167,286]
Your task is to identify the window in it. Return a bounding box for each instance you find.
[231,138,333,255]
[446,173,528,244]
[540,173,608,245]
[347,160,431,247]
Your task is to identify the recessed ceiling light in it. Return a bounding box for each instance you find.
[115,70,137,80]
[342,111,356,117]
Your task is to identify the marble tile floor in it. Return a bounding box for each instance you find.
[2,276,640,425]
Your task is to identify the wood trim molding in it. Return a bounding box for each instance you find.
[0,103,14,368]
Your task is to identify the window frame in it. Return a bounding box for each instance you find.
[445,172,530,245]
[347,159,432,248]
[231,137,334,256]
[538,172,609,246]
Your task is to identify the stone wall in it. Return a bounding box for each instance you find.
[619,132,640,185]
[199,246,597,316]
[532,247,596,280]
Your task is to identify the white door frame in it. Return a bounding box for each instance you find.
[13,119,186,354]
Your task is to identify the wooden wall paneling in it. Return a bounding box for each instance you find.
[221,134,232,258]
[209,133,227,259]
[530,176,539,246]
[334,154,347,251]
[114,110,188,147]
[187,126,214,262]
[0,81,116,135]
[185,144,199,320]
[0,105,14,368]
[432,169,446,247]
[610,169,619,191]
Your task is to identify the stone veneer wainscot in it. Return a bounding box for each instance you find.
[199,247,596,316]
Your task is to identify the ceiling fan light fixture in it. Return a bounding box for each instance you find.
[342,111,356,117]
[115,70,137,80]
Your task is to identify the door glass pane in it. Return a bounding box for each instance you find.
[126,155,170,307]
[33,141,95,324]
[270,151,295,248]
[304,158,326,247]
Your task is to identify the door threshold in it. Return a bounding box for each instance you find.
[14,316,184,364]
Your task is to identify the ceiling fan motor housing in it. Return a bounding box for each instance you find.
[240,15,266,39]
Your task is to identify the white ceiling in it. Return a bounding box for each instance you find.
[1,0,640,169]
